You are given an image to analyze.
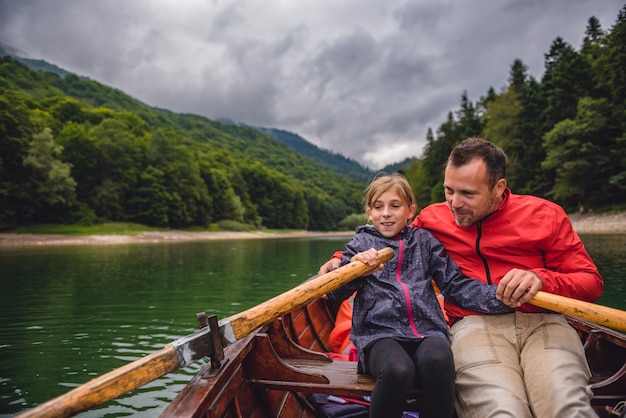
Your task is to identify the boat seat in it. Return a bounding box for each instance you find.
[252,357,376,396]
[244,327,420,397]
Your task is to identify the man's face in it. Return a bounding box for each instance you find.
[443,158,502,227]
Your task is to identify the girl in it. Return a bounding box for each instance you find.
[328,173,511,418]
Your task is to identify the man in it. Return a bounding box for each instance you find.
[320,137,603,417]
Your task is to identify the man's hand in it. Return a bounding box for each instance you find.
[496,269,543,308]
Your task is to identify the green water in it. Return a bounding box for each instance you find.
[0,234,624,417]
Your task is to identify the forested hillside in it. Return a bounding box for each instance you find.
[404,7,626,213]
[0,57,365,231]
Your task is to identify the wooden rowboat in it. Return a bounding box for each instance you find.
[162,296,626,418]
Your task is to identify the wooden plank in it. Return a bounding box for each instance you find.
[250,359,375,397]
[304,300,334,352]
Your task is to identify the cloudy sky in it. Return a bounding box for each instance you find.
[0,1,623,169]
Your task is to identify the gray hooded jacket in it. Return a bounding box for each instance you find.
[328,225,511,371]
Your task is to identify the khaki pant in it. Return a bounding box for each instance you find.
[450,313,597,418]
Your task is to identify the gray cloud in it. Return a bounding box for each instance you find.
[0,0,622,168]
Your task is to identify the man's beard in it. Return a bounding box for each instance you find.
[451,195,494,227]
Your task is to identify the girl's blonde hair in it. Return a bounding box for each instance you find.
[363,173,417,213]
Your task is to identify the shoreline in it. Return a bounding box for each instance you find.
[1,212,625,248]
[0,230,355,248]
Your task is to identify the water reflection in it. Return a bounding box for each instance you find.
[579,234,626,309]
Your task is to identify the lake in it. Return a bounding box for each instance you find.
[0,233,624,417]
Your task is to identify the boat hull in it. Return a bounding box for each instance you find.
[163,298,626,418]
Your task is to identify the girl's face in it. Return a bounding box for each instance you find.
[367,189,416,238]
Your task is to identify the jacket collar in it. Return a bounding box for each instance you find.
[481,187,511,224]
[494,187,511,212]
[358,224,410,240]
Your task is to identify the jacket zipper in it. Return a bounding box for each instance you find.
[475,221,492,285]
[396,238,421,337]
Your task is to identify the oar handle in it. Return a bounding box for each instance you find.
[16,345,180,418]
[226,247,395,340]
[529,290,626,332]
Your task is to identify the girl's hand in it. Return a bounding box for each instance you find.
[318,258,341,275]
[351,248,384,270]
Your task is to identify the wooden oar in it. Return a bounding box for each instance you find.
[529,290,626,332]
[17,247,394,418]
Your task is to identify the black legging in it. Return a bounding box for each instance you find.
[365,337,455,418]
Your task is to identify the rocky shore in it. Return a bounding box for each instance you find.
[0,212,624,248]
[567,212,626,234]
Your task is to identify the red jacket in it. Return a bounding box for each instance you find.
[413,188,604,323]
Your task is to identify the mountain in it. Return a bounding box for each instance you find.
[252,128,415,182]
[0,43,69,77]
[252,127,415,180]
[255,127,374,183]
[380,157,416,174]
